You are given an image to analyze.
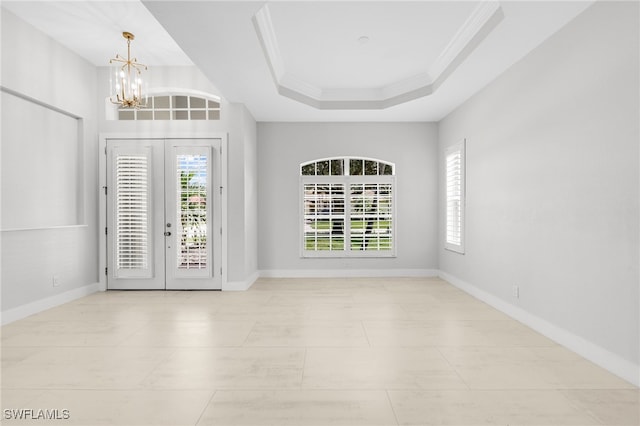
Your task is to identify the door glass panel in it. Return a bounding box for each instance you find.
[115,154,150,276]
[176,154,208,270]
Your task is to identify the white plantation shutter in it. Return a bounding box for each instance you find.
[300,157,395,257]
[115,153,152,276]
[303,183,346,251]
[169,145,214,281]
[349,182,393,252]
[445,141,465,253]
[176,153,210,271]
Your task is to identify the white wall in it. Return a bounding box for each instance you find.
[227,103,258,288]
[1,9,99,315]
[439,1,639,381]
[2,92,82,230]
[257,122,438,275]
[243,107,259,282]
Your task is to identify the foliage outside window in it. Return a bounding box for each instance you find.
[301,157,395,257]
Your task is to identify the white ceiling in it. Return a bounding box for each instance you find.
[2,1,193,66]
[3,0,594,122]
[270,2,479,89]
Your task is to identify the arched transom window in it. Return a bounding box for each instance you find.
[300,157,396,257]
[301,157,394,176]
[117,94,220,121]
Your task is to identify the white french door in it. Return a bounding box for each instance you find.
[106,138,222,290]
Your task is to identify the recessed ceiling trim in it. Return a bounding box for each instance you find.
[280,73,323,99]
[381,72,434,100]
[253,4,286,81]
[254,1,503,110]
[429,1,502,80]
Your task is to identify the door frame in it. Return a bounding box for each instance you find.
[98,132,228,291]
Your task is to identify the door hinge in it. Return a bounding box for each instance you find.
[105,267,108,276]
[105,227,108,235]
[103,186,107,195]
[219,186,223,195]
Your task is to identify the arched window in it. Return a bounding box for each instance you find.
[114,93,221,121]
[300,157,395,257]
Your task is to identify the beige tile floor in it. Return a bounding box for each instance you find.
[1,277,638,425]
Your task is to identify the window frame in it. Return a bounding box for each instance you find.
[300,157,396,258]
[117,94,220,121]
[444,140,466,254]
[106,89,221,121]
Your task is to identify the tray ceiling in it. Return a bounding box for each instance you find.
[3,1,594,121]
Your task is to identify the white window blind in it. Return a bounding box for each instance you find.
[176,154,209,270]
[349,183,393,252]
[300,157,395,257]
[303,183,345,251]
[115,155,150,272]
[445,141,465,253]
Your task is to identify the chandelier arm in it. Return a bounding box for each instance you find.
[109,58,129,65]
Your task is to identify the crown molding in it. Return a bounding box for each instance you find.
[253,1,503,110]
[429,1,502,80]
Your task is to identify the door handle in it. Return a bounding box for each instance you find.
[164,231,171,237]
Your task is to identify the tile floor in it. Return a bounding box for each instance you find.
[1,277,638,425]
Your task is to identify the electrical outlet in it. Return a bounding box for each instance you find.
[512,285,519,299]
[52,275,61,287]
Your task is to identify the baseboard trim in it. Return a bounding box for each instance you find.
[223,271,260,291]
[259,269,439,278]
[439,271,640,388]
[1,283,101,325]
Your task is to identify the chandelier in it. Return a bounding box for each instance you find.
[109,32,147,109]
